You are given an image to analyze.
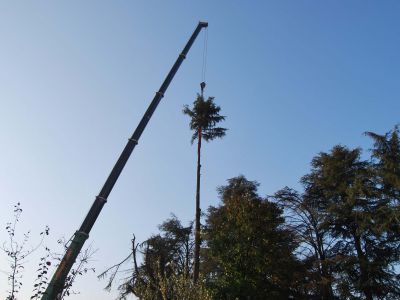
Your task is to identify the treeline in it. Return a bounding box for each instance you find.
[101,126,400,300]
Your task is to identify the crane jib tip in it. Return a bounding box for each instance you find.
[199,21,208,27]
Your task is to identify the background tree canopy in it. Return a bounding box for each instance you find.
[100,126,400,300]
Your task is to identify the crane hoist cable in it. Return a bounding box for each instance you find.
[201,26,208,84]
[200,27,208,97]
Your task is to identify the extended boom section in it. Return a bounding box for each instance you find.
[42,21,208,300]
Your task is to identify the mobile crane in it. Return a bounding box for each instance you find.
[42,21,209,299]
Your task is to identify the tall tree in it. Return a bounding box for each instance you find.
[204,176,305,299]
[275,128,400,300]
[303,145,400,299]
[364,126,400,297]
[183,83,227,282]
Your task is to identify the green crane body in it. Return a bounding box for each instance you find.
[42,21,208,300]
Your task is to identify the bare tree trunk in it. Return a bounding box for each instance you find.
[353,234,373,300]
[315,233,334,300]
[320,262,334,300]
[193,128,202,282]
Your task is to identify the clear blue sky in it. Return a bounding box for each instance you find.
[1,1,399,299]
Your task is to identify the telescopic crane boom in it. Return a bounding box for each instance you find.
[42,21,208,300]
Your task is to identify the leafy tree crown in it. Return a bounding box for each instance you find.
[183,94,227,143]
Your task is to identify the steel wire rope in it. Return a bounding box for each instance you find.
[201,27,208,83]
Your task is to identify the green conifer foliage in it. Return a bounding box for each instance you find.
[302,145,400,299]
[204,176,304,300]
